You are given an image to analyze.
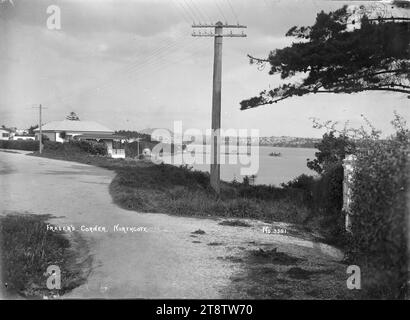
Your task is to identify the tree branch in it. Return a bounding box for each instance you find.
[241,86,410,110]
[247,54,270,63]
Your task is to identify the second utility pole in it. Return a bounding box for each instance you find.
[192,22,247,195]
[33,104,46,154]
[39,104,43,154]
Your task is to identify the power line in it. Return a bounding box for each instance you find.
[100,39,203,89]
[175,0,197,23]
[171,0,192,24]
[225,0,239,22]
[189,0,210,23]
[44,36,200,107]
[43,32,191,106]
[214,0,228,23]
[128,39,208,83]
[47,40,209,114]
[182,0,201,22]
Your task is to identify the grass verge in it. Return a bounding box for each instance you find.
[0,213,91,298]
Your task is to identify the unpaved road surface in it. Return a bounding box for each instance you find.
[0,150,349,299]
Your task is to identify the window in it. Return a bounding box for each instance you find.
[113,140,124,150]
[2,133,9,138]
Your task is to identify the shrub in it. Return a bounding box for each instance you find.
[44,141,64,151]
[307,131,356,174]
[281,174,315,191]
[43,140,107,156]
[125,141,157,158]
[0,140,39,151]
[281,167,345,244]
[124,140,180,158]
[75,140,107,155]
[311,164,345,242]
[348,126,408,299]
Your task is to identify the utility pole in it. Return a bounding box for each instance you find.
[39,104,43,154]
[32,104,47,154]
[192,22,247,194]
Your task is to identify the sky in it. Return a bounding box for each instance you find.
[0,0,409,138]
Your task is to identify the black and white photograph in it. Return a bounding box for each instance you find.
[0,0,409,305]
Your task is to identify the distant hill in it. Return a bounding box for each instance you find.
[117,130,320,149]
[259,136,320,148]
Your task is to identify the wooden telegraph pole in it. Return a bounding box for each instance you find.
[39,104,43,154]
[33,104,47,154]
[192,22,247,194]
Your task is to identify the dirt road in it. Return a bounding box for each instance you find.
[0,150,349,299]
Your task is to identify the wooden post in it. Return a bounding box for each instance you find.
[210,22,223,194]
[406,151,410,299]
[39,104,43,154]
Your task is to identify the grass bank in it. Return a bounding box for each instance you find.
[0,213,91,298]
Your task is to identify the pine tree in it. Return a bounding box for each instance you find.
[66,112,80,121]
[240,5,410,110]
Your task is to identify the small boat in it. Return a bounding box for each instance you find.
[269,152,281,157]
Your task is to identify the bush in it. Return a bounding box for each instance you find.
[43,140,107,156]
[281,174,315,191]
[348,130,408,299]
[125,141,156,158]
[0,140,39,151]
[281,167,345,244]
[307,131,356,174]
[124,140,180,158]
[75,140,107,155]
[311,164,345,242]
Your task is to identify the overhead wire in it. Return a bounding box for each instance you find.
[182,0,202,22]
[43,34,190,106]
[45,35,203,106]
[214,0,228,22]
[225,0,239,22]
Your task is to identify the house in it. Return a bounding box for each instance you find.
[34,118,125,158]
[15,129,29,135]
[0,128,11,140]
[12,135,35,141]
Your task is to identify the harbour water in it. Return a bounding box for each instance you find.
[161,146,318,187]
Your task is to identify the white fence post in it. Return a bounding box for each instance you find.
[343,154,357,232]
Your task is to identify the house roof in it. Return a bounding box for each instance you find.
[74,133,126,140]
[34,120,114,133]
